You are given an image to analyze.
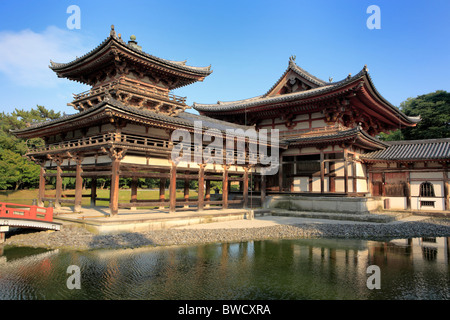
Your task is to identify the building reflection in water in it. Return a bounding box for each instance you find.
[0,236,448,299]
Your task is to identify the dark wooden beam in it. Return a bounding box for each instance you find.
[243,167,249,208]
[169,163,177,213]
[222,166,229,209]
[55,163,62,209]
[38,166,46,207]
[198,164,205,211]
[74,159,83,212]
[110,158,120,215]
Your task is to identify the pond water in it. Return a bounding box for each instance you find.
[0,237,449,300]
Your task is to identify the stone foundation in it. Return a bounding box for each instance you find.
[264,195,381,214]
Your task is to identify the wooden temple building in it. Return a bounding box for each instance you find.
[194,56,450,212]
[13,26,450,216]
[13,26,269,216]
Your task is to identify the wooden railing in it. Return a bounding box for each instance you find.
[28,132,275,165]
[72,78,187,104]
[28,133,171,154]
[0,202,54,222]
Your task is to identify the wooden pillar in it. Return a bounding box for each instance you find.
[222,165,229,209]
[183,178,190,208]
[243,167,249,208]
[90,177,97,207]
[352,161,357,194]
[443,164,449,210]
[198,164,205,211]
[169,163,177,213]
[159,178,166,209]
[278,155,283,192]
[406,168,412,210]
[38,165,46,207]
[320,150,325,194]
[205,179,211,208]
[343,148,349,194]
[74,158,83,212]
[55,162,62,209]
[260,174,266,206]
[368,172,373,196]
[109,158,120,215]
[130,177,138,211]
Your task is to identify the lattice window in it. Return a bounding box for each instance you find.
[420,182,435,197]
[420,200,435,207]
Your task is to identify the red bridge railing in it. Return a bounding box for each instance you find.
[0,202,54,222]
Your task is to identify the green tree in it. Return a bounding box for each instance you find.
[0,149,40,190]
[0,105,62,190]
[400,90,450,140]
[378,90,450,141]
[378,129,404,142]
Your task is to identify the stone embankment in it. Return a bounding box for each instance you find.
[2,217,450,250]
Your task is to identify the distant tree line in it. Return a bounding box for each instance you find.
[0,90,448,190]
[378,90,450,141]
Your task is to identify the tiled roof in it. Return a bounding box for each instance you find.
[49,26,212,76]
[11,98,256,136]
[362,138,450,161]
[283,126,389,150]
[192,61,419,126]
[263,58,327,96]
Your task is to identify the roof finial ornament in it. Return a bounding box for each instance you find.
[289,55,296,63]
[363,64,368,72]
[110,25,117,38]
[128,35,142,51]
[329,77,333,83]
[347,73,352,80]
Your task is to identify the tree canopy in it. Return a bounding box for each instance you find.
[0,106,62,189]
[379,90,450,141]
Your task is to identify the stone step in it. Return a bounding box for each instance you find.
[269,209,412,223]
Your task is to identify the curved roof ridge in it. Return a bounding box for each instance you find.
[288,59,328,86]
[192,69,366,112]
[49,25,212,75]
[263,58,328,97]
[386,137,450,145]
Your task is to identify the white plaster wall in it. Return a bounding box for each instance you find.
[96,155,112,164]
[311,119,326,128]
[411,181,443,197]
[356,162,365,177]
[300,147,318,154]
[411,172,443,180]
[296,121,309,130]
[293,177,309,192]
[335,179,345,192]
[334,162,345,176]
[81,156,96,165]
[357,179,368,193]
[347,179,353,193]
[312,177,320,192]
[310,112,322,119]
[121,155,147,165]
[384,197,407,210]
[294,114,309,121]
[411,197,445,210]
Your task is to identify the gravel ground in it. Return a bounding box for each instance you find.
[2,217,450,251]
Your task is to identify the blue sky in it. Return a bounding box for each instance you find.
[0,0,449,115]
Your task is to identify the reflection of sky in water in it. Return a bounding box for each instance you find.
[0,237,448,300]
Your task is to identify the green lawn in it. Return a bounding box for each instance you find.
[0,188,199,207]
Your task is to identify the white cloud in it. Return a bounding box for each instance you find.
[0,26,93,87]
